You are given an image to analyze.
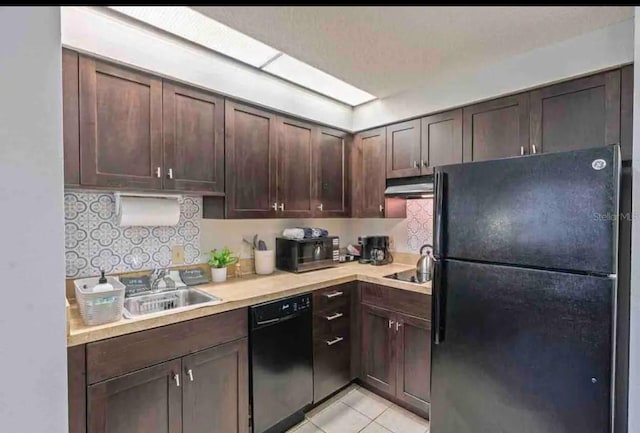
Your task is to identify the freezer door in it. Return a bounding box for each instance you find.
[434,146,619,274]
[430,259,614,433]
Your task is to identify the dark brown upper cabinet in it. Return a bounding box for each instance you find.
[386,119,421,178]
[276,117,315,218]
[225,101,278,219]
[352,128,387,217]
[63,49,80,186]
[315,127,351,217]
[530,70,621,156]
[420,109,463,173]
[79,56,164,189]
[163,82,224,194]
[463,93,530,162]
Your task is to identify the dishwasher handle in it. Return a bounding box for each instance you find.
[254,311,307,328]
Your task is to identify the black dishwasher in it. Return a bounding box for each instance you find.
[250,293,313,433]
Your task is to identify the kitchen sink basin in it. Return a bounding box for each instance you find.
[123,288,222,318]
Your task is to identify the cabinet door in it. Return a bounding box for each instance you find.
[62,49,80,186]
[182,339,249,433]
[463,93,529,162]
[277,117,315,218]
[79,56,163,189]
[361,305,396,396]
[225,101,277,218]
[396,314,431,415]
[315,127,350,217]
[530,70,621,155]
[386,119,421,178]
[421,109,462,173]
[87,359,181,433]
[353,128,386,217]
[163,82,224,193]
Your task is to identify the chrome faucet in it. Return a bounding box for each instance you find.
[150,268,168,292]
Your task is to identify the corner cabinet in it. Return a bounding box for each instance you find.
[352,128,386,217]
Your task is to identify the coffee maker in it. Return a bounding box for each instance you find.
[358,236,393,265]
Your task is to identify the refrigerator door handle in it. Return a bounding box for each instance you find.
[434,170,445,257]
[433,258,445,345]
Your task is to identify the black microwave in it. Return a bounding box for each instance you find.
[276,236,340,273]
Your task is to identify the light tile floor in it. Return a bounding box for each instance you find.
[287,384,430,433]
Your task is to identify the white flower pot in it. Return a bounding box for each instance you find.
[211,266,227,283]
[254,250,275,275]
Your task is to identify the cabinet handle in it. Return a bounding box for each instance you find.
[325,291,343,299]
[413,160,419,168]
[520,146,525,156]
[173,373,180,387]
[326,336,344,346]
[278,203,285,212]
[379,204,384,213]
[421,160,426,168]
[187,369,194,382]
[156,167,161,178]
[388,319,395,329]
[532,144,537,154]
[167,168,173,179]
[395,321,402,332]
[325,312,343,321]
[272,202,278,211]
[317,203,323,212]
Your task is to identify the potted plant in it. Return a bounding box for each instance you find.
[208,247,239,283]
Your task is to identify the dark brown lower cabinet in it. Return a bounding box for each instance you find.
[87,339,249,433]
[182,339,249,433]
[361,304,396,396]
[361,299,431,417]
[395,314,431,414]
[313,284,354,402]
[88,359,183,433]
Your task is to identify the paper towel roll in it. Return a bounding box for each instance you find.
[117,196,181,227]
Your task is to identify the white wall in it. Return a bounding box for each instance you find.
[61,6,353,131]
[0,7,67,433]
[628,9,640,433]
[353,19,634,131]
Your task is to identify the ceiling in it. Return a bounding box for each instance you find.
[194,6,633,100]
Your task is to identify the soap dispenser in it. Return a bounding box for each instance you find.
[93,270,114,293]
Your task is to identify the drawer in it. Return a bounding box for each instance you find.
[314,310,351,341]
[87,308,247,384]
[313,334,351,402]
[313,283,354,313]
[361,282,431,320]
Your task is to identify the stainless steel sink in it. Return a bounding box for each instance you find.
[123,288,222,318]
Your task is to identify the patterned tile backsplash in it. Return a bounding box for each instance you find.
[64,192,201,278]
[405,199,433,251]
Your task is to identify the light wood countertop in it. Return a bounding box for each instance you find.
[67,262,430,347]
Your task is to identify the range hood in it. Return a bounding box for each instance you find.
[384,176,434,199]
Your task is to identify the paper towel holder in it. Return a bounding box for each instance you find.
[114,192,182,216]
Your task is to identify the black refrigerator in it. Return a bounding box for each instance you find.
[430,146,620,433]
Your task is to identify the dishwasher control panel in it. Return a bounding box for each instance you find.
[252,293,311,327]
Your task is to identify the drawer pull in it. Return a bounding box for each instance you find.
[326,336,344,346]
[325,312,344,321]
[325,291,344,299]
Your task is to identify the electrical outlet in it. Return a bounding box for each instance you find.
[389,236,395,250]
[172,245,185,264]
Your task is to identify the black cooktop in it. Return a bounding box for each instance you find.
[383,269,430,284]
